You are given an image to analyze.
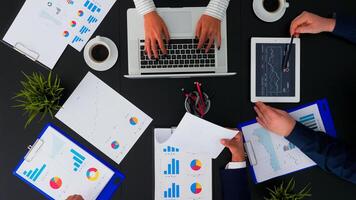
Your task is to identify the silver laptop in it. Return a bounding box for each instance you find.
[126,7,236,78]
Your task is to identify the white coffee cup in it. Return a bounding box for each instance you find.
[253,0,289,22]
[84,36,118,71]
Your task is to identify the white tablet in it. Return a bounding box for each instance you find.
[251,37,300,103]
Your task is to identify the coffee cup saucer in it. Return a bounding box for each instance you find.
[253,0,289,22]
[84,36,118,71]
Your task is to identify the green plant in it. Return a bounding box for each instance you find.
[14,72,64,128]
[265,178,311,200]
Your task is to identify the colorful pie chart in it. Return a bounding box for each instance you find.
[111,141,120,150]
[77,10,84,17]
[86,168,99,181]
[70,20,77,27]
[49,177,62,189]
[129,117,138,126]
[63,31,69,37]
[190,182,202,194]
[190,159,202,171]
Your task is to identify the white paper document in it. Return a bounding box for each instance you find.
[155,129,212,200]
[56,72,153,165]
[3,0,71,69]
[165,113,237,158]
[15,126,115,200]
[242,104,326,183]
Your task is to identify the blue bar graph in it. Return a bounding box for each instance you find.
[299,114,318,130]
[84,0,101,13]
[79,26,90,34]
[72,36,84,44]
[164,183,180,198]
[163,146,179,153]
[164,159,179,175]
[87,15,98,24]
[70,148,86,171]
[23,164,46,182]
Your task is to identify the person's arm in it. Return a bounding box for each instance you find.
[286,122,356,184]
[132,0,156,15]
[332,14,356,44]
[254,102,356,184]
[204,0,230,21]
[220,133,251,200]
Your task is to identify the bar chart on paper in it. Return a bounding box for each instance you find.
[164,159,180,175]
[163,146,179,153]
[164,183,180,198]
[87,15,98,24]
[84,0,102,13]
[70,148,86,171]
[23,164,47,182]
[79,26,90,34]
[298,114,319,130]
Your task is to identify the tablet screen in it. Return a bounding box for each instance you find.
[256,43,295,97]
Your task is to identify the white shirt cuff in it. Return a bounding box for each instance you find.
[133,0,156,16]
[225,161,247,169]
[204,0,230,21]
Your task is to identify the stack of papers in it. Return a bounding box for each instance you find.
[3,0,116,69]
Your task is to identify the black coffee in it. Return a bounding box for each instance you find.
[91,44,109,62]
[263,0,280,12]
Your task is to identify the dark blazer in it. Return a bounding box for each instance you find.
[333,15,356,43]
[287,122,356,184]
[220,168,251,200]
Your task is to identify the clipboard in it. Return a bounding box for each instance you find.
[238,99,336,183]
[13,123,125,200]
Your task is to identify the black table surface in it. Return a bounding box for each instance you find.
[1,0,356,199]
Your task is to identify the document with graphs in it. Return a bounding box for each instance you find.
[154,128,212,200]
[239,99,336,183]
[14,124,124,199]
[56,72,152,165]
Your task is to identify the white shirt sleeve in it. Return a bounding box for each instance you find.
[133,0,230,20]
[204,0,230,21]
[225,161,247,169]
[133,0,156,15]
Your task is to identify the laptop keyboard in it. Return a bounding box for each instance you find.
[139,39,216,69]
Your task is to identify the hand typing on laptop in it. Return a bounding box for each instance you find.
[133,0,230,59]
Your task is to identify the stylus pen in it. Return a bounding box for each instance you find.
[282,35,295,71]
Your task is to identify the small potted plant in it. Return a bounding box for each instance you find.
[265,178,311,200]
[14,72,64,128]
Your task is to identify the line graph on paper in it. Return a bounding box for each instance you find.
[256,43,295,97]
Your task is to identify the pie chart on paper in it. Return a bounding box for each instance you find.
[190,159,202,171]
[129,117,138,126]
[49,177,62,189]
[190,182,202,194]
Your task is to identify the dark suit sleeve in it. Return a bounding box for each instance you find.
[332,14,356,43]
[220,168,251,200]
[286,122,356,184]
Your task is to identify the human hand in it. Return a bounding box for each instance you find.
[254,102,296,137]
[66,195,84,200]
[221,132,245,162]
[196,15,221,53]
[290,11,336,37]
[144,11,170,59]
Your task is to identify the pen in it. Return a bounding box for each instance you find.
[282,35,295,71]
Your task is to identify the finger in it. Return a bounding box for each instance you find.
[197,29,208,49]
[295,25,314,34]
[220,139,231,147]
[151,39,159,59]
[290,13,309,35]
[256,117,267,129]
[205,35,214,53]
[145,39,152,59]
[254,106,268,124]
[255,102,272,117]
[217,31,222,49]
[195,20,202,38]
[156,34,167,55]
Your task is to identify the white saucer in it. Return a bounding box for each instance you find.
[253,0,289,22]
[84,36,118,71]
